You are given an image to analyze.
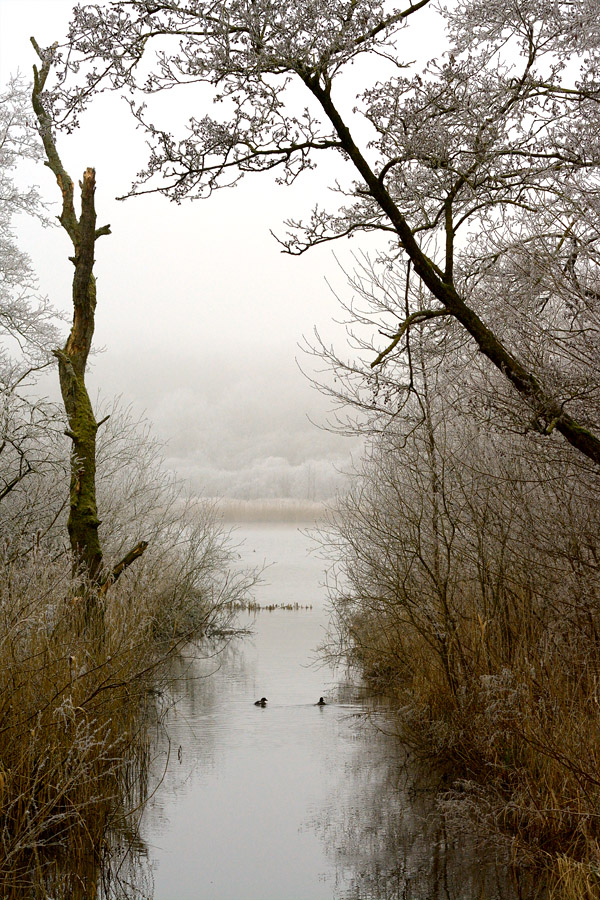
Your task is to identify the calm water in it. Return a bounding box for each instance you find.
[139,524,535,900]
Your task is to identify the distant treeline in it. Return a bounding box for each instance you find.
[169,455,351,503]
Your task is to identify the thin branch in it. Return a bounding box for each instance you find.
[98,541,149,596]
[371,308,449,367]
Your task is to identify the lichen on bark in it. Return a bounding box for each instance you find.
[32,39,146,592]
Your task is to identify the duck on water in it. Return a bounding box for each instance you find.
[254,697,327,706]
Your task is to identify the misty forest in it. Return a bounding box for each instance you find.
[2,0,600,897]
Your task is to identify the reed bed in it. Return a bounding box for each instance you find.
[213,497,327,523]
[323,422,600,898]
[0,556,154,897]
[0,509,253,897]
[226,599,313,612]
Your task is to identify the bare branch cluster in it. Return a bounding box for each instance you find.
[45,0,600,463]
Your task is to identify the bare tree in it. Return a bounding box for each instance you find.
[0,77,65,518]
[42,0,600,464]
[31,41,146,591]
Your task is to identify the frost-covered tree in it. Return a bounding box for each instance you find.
[0,77,58,380]
[42,0,600,463]
[0,76,63,529]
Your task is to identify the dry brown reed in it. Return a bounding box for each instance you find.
[0,557,147,896]
[324,419,600,897]
[0,514,251,897]
[213,497,327,523]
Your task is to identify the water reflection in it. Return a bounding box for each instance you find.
[135,525,544,900]
[311,707,541,900]
[97,830,152,900]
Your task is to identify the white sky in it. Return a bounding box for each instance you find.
[0,0,444,498]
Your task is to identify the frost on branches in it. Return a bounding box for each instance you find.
[47,0,600,463]
[0,77,63,522]
[0,77,59,383]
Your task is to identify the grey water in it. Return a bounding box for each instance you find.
[139,524,536,900]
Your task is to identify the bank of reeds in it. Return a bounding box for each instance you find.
[323,424,600,899]
[0,503,254,898]
[226,599,313,611]
[213,497,327,523]
[0,558,150,896]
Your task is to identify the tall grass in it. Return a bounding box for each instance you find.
[0,556,148,896]
[323,418,600,896]
[0,500,254,898]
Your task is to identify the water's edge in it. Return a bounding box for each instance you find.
[137,524,533,900]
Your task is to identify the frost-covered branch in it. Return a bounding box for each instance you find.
[46,0,600,463]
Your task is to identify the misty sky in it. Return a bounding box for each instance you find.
[0,0,440,499]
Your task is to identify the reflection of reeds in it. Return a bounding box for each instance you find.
[0,536,253,898]
[323,425,600,897]
[226,599,313,611]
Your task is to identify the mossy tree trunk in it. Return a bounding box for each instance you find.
[53,166,104,583]
[32,40,146,591]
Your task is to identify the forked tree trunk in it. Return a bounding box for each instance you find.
[32,40,146,591]
[54,167,104,582]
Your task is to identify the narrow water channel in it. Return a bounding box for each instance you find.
[139,524,535,900]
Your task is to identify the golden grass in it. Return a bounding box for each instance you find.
[0,558,158,897]
[550,853,600,900]
[340,589,600,896]
[0,524,249,897]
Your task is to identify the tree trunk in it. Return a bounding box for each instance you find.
[53,170,103,581]
[32,40,147,591]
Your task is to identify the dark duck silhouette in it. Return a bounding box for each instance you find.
[254,697,268,707]
[316,697,326,706]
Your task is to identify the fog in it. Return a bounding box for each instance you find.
[98,346,357,499]
[0,0,374,502]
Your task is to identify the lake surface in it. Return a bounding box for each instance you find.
[139,524,537,900]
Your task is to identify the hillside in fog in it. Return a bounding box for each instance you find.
[88,345,360,501]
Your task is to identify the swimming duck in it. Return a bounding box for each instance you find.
[254,697,268,707]
[317,697,326,706]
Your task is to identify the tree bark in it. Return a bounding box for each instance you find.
[304,74,600,468]
[53,166,103,582]
[32,40,146,589]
